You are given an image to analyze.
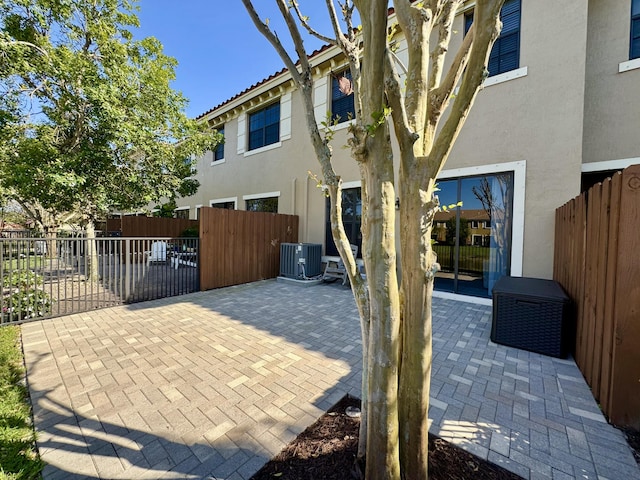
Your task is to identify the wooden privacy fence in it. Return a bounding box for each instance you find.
[553,165,640,428]
[107,216,199,238]
[199,207,298,290]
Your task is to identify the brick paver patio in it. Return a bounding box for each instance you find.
[21,280,640,479]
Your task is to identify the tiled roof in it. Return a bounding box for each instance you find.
[195,6,397,121]
[195,43,334,120]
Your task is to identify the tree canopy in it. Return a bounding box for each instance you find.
[0,0,219,231]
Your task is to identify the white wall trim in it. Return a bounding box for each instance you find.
[619,58,640,73]
[433,290,492,306]
[210,159,226,166]
[581,157,640,172]
[243,141,282,157]
[210,197,238,209]
[483,66,528,88]
[243,191,281,201]
[438,160,526,277]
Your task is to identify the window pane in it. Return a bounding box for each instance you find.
[248,130,263,150]
[249,110,264,130]
[214,126,224,160]
[246,197,278,213]
[633,0,640,17]
[264,123,280,145]
[331,70,355,124]
[248,102,280,151]
[325,187,362,256]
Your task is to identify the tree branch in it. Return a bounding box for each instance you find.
[427,0,461,91]
[428,22,474,124]
[290,1,337,46]
[427,0,504,176]
[240,0,304,87]
[384,50,418,155]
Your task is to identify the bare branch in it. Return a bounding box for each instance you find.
[384,50,418,155]
[275,0,314,75]
[428,22,474,124]
[240,0,303,87]
[428,0,505,176]
[427,0,461,91]
[290,1,337,46]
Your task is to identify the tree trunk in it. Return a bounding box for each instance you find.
[398,178,437,478]
[85,221,99,282]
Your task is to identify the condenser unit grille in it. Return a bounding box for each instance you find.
[280,243,322,279]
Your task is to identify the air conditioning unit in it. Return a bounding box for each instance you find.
[280,243,322,279]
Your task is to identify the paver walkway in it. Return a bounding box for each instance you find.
[21,280,640,480]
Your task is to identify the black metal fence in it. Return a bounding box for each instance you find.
[0,237,199,324]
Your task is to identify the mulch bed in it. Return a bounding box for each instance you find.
[250,395,525,480]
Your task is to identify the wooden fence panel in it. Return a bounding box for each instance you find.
[554,164,640,428]
[609,166,640,427]
[199,207,298,290]
[600,172,621,415]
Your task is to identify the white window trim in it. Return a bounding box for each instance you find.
[619,58,640,73]
[581,157,640,172]
[321,180,362,192]
[210,197,238,209]
[243,141,282,157]
[483,66,528,88]
[438,160,526,279]
[434,290,493,306]
[211,159,226,166]
[174,206,190,211]
[242,191,281,201]
[331,118,356,132]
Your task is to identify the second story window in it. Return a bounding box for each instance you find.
[331,69,355,124]
[465,0,521,77]
[248,102,280,151]
[214,126,224,161]
[632,0,640,59]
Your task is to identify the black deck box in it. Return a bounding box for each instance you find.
[491,276,572,358]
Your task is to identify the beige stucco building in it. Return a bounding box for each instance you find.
[172,0,640,302]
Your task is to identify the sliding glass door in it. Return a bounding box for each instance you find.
[433,172,514,297]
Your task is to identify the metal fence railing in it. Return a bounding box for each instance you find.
[0,237,199,325]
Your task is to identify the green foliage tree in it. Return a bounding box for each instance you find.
[0,0,220,236]
[445,216,470,246]
[242,1,505,478]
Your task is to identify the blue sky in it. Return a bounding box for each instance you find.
[135,1,339,119]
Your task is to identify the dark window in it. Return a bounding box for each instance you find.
[331,70,355,124]
[248,102,280,151]
[325,187,362,257]
[632,0,640,59]
[246,197,278,213]
[210,201,235,210]
[465,0,521,77]
[175,209,189,219]
[214,126,224,161]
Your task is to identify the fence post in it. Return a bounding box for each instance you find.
[125,238,131,301]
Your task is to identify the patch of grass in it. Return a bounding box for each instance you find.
[0,326,44,480]
[1,256,46,273]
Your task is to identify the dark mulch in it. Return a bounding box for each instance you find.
[620,427,640,466]
[250,395,524,480]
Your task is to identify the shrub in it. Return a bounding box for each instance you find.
[1,271,53,322]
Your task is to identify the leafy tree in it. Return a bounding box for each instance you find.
[445,216,469,246]
[242,0,505,478]
[0,0,220,237]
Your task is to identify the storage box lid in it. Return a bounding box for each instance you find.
[492,276,569,301]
